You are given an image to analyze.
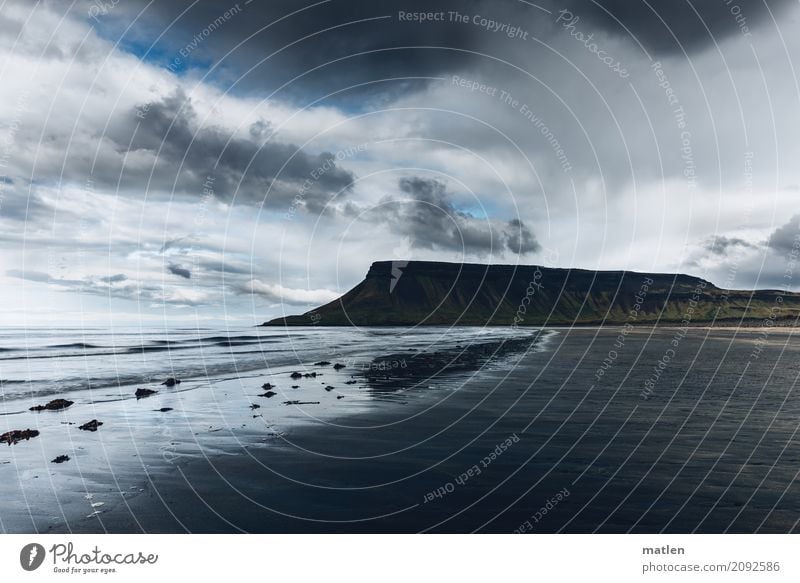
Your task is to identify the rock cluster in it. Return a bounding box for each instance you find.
[78,420,103,432]
[1,429,40,445]
[29,398,74,411]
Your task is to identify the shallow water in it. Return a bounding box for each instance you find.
[0,325,540,400]
[2,326,800,533]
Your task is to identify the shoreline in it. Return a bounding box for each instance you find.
[53,326,800,533]
[262,320,800,329]
[4,326,800,533]
[0,329,545,533]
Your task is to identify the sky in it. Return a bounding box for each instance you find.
[1,0,799,326]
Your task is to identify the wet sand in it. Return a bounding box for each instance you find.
[4,327,800,533]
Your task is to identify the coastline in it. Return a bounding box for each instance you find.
[5,326,799,533]
[264,319,800,329]
[0,327,546,533]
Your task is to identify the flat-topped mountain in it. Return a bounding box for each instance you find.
[263,260,800,327]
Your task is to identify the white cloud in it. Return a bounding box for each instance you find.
[235,280,339,306]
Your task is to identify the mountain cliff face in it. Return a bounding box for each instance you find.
[263,261,800,327]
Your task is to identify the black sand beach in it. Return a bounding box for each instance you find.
[5,327,799,533]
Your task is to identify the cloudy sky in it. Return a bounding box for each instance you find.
[1,0,799,325]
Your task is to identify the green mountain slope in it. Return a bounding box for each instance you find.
[263,261,800,327]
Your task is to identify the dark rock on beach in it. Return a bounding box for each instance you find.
[261,383,275,390]
[324,385,335,391]
[78,420,103,432]
[344,380,357,385]
[290,372,303,379]
[249,404,261,410]
[361,335,538,393]
[283,400,320,405]
[1,429,40,445]
[291,385,299,389]
[158,408,173,413]
[161,377,181,387]
[29,398,74,411]
[260,391,277,398]
[303,372,318,378]
[314,361,332,366]
[333,363,346,370]
[51,455,70,464]
[135,388,157,399]
[336,395,345,399]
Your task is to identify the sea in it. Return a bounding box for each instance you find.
[1,325,800,533]
[0,325,542,402]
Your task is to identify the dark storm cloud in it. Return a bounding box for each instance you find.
[102,0,792,105]
[6,268,214,306]
[505,218,540,254]
[558,0,792,56]
[359,176,538,256]
[702,235,756,256]
[104,89,354,207]
[248,119,273,141]
[196,259,252,275]
[3,89,354,214]
[159,237,191,254]
[167,263,192,279]
[99,0,537,101]
[767,215,800,254]
[389,176,495,254]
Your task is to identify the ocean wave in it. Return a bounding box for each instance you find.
[212,339,277,347]
[199,335,264,343]
[49,342,103,349]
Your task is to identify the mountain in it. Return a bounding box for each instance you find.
[262,260,800,327]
